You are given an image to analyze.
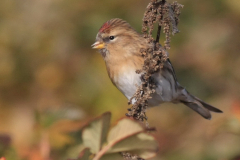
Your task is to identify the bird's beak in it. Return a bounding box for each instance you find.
[91,41,105,49]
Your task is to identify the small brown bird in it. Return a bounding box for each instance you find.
[92,18,222,119]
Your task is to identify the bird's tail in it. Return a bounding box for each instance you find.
[180,94,223,120]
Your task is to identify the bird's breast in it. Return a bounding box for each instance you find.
[113,65,141,100]
[106,57,143,100]
[105,57,179,106]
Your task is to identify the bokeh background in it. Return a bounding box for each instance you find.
[0,0,240,159]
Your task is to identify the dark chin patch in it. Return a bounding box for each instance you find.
[99,48,108,58]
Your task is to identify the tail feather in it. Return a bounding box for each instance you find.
[163,59,223,119]
[181,100,212,120]
[194,96,223,113]
[180,94,223,120]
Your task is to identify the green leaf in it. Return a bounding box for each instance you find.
[101,112,111,147]
[107,133,158,153]
[99,153,123,160]
[107,118,144,143]
[78,148,91,160]
[106,132,158,159]
[82,112,111,153]
[129,149,158,159]
[93,118,158,160]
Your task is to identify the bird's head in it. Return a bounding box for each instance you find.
[92,18,147,58]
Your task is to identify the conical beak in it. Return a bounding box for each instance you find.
[91,41,105,49]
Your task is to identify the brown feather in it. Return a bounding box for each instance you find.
[94,18,223,120]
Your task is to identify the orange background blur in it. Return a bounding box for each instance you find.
[0,0,240,160]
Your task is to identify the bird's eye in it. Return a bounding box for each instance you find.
[109,36,115,40]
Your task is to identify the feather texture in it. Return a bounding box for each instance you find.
[93,18,223,119]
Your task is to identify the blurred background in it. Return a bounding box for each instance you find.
[0,0,240,159]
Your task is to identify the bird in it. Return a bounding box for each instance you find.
[91,18,222,119]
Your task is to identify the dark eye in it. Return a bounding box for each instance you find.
[109,36,115,40]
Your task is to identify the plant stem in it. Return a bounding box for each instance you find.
[156,0,166,43]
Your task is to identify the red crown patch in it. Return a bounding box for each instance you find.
[99,21,111,33]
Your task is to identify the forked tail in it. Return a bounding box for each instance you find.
[180,95,223,120]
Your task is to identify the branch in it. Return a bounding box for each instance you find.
[156,0,166,43]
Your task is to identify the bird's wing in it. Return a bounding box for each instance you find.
[165,59,178,83]
[150,58,180,102]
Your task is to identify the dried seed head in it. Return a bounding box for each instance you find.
[127,0,183,123]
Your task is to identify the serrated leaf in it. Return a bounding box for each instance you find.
[107,118,144,143]
[99,153,123,160]
[82,112,111,153]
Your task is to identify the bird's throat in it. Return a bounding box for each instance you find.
[99,48,108,58]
